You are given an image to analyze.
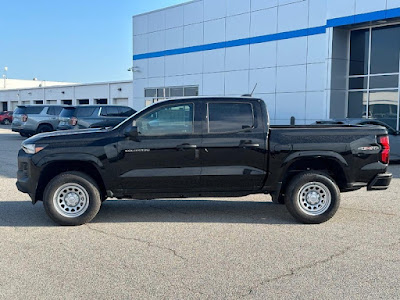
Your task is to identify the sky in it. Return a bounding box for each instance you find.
[0,0,187,84]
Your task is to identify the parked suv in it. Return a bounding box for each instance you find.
[57,105,136,130]
[12,105,63,137]
[0,111,13,125]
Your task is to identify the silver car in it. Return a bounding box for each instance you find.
[315,118,400,162]
[12,105,63,137]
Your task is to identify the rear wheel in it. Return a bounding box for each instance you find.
[43,172,101,226]
[19,132,29,137]
[36,124,53,134]
[285,172,340,224]
[3,119,10,125]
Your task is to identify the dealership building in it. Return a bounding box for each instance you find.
[132,0,400,130]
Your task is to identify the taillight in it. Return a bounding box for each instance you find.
[69,117,78,126]
[378,135,390,164]
[21,114,28,122]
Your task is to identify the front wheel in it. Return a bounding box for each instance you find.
[3,119,10,125]
[285,172,340,224]
[43,172,101,226]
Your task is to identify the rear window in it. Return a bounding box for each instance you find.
[60,107,76,118]
[47,106,63,116]
[75,107,97,117]
[208,103,254,133]
[0,112,5,115]
[25,106,44,114]
[14,107,26,114]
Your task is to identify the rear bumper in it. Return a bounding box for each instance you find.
[12,126,35,135]
[57,125,74,130]
[367,173,392,191]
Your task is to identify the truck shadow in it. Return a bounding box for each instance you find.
[0,199,296,227]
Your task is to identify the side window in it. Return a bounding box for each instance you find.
[118,107,135,117]
[101,107,119,117]
[76,107,96,117]
[136,103,194,136]
[208,103,254,133]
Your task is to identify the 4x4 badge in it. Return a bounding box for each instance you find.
[125,149,150,153]
[358,146,380,151]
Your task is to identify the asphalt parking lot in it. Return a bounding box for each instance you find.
[0,125,399,299]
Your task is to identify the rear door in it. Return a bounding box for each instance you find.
[200,100,267,191]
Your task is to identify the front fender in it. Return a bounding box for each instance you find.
[34,153,104,169]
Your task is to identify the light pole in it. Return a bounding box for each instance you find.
[3,67,8,89]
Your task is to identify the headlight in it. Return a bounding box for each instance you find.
[22,144,46,154]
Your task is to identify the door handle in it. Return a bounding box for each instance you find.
[239,140,260,148]
[176,144,197,150]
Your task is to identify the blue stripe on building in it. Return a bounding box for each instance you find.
[133,7,400,61]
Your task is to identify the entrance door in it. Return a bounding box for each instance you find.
[2,102,7,111]
[348,25,400,132]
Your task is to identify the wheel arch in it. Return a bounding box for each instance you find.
[35,160,106,203]
[279,154,349,196]
[36,123,54,132]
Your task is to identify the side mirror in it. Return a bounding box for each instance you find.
[124,126,139,139]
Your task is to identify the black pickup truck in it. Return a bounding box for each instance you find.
[16,97,392,225]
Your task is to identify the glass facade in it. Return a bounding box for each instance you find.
[349,25,400,131]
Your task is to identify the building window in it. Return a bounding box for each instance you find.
[35,100,43,104]
[78,99,89,105]
[144,86,199,106]
[349,24,400,131]
[62,100,72,105]
[95,98,107,104]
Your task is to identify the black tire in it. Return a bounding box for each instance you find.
[3,119,10,125]
[285,172,340,224]
[43,172,102,226]
[19,132,29,137]
[36,124,53,134]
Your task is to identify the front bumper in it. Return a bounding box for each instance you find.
[367,173,392,191]
[16,150,39,203]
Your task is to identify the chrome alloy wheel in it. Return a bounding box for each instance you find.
[297,182,331,216]
[53,183,90,218]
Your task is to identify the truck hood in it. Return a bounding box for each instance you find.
[23,128,109,144]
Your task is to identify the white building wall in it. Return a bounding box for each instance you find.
[0,81,134,111]
[132,0,400,124]
[0,79,76,90]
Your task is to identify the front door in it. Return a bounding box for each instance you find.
[117,101,202,193]
[200,100,267,192]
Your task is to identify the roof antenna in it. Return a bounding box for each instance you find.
[242,83,257,97]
